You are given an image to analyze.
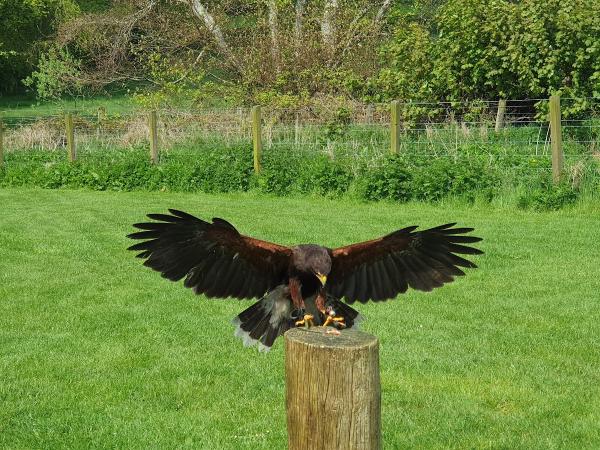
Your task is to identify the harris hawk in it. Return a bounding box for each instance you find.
[127,209,482,351]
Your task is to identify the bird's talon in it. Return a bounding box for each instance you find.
[332,316,346,329]
[295,314,314,328]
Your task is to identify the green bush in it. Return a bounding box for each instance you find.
[296,156,353,197]
[0,140,596,210]
[372,0,600,113]
[518,179,580,210]
[0,0,79,94]
[357,155,413,202]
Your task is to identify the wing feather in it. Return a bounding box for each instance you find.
[327,223,482,302]
[128,210,292,299]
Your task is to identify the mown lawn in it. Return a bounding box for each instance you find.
[1,188,599,449]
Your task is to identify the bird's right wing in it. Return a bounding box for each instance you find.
[327,223,483,303]
[127,209,293,299]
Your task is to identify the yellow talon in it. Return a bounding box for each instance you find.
[323,314,346,329]
[295,314,314,328]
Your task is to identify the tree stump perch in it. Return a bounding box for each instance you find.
[285,328,381,450]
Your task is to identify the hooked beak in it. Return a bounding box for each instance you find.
[316,272,327,286]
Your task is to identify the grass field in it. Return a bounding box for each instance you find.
[1,188,599,449]
[0,94,138,117]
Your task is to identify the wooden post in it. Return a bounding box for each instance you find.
[65,113,76,161]
[390,100,400,154]
[285,328,381,450]
[252,106,262,173]
[294,111,300,145]
[149,110,159,164]
[97,106,106,139]
[366,104,374,124]
[495,99,506,132]
[549,94,564,183]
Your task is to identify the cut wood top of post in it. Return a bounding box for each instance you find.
[285,328,378,351]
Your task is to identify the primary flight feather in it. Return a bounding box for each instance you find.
[128,209,483,351]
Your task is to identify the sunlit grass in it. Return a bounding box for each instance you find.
[1,188,599,448]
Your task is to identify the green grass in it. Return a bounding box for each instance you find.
[1,188,599,449]
[0,94,138,117]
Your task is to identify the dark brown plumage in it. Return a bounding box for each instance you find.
[127,209,483,350]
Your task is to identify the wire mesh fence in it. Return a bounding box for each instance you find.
[1,97,599,171]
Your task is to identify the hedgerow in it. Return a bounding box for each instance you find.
[0,143,596,210]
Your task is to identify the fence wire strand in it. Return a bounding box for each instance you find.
[1,99,598,165]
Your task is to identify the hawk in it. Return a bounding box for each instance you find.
[127,209,482,351]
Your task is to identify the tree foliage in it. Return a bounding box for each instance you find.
[5,0,600,108]
[0,0,79,94]
[372,0,600,107]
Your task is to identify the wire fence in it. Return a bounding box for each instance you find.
[1,98,599,170]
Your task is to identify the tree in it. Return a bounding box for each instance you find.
[0,0,79,94]
[372,0,600,113]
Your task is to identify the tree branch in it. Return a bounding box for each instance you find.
[295,0,307,52]
[267,0,281,71]
[374,0,392,24]
[185,0,242,71]
[321,0,338,54]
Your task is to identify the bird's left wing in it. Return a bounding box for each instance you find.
[327,223,483,303]
[127,209,293,299]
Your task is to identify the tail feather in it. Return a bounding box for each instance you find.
[237,300,263,323]
[249,314,270,340]
[232,285,292,352]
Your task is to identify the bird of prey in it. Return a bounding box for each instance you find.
[127,209,482,351]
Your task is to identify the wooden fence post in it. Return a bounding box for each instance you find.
[285,328,381,450]
[390,100,400,154]
[549,95,564,183]
[97,106,106,139]
[149,110,159,164]
[366,104,374,124]
[65,113,76,161]
[252,106,262,173]
[495,99,506,132]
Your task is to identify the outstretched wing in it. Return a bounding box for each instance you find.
[127,209,293,299]
[327,223,482,303]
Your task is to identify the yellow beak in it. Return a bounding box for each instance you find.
[316,273,327,286]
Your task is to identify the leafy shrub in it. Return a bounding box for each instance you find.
[357,155,413,202]
[23,47,84,100]
[297,156,353,197]
[372,0,600,115]
[320,107,352,143]
[257,150,302,195]
[0,0,79,94]
[0,140,596,210]
[518,179,579,210]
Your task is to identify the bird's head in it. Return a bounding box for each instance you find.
[309,248,331,287]
[293,244,332,286]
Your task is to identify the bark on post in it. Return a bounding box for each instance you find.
[149,110,159,164]
[390,100,401,154]
[65,113,76,162]
[495,99,506,132]
[97,106,106,139]
[285,328,381,450]
[549,94,564,183]
[251,106,262,173]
